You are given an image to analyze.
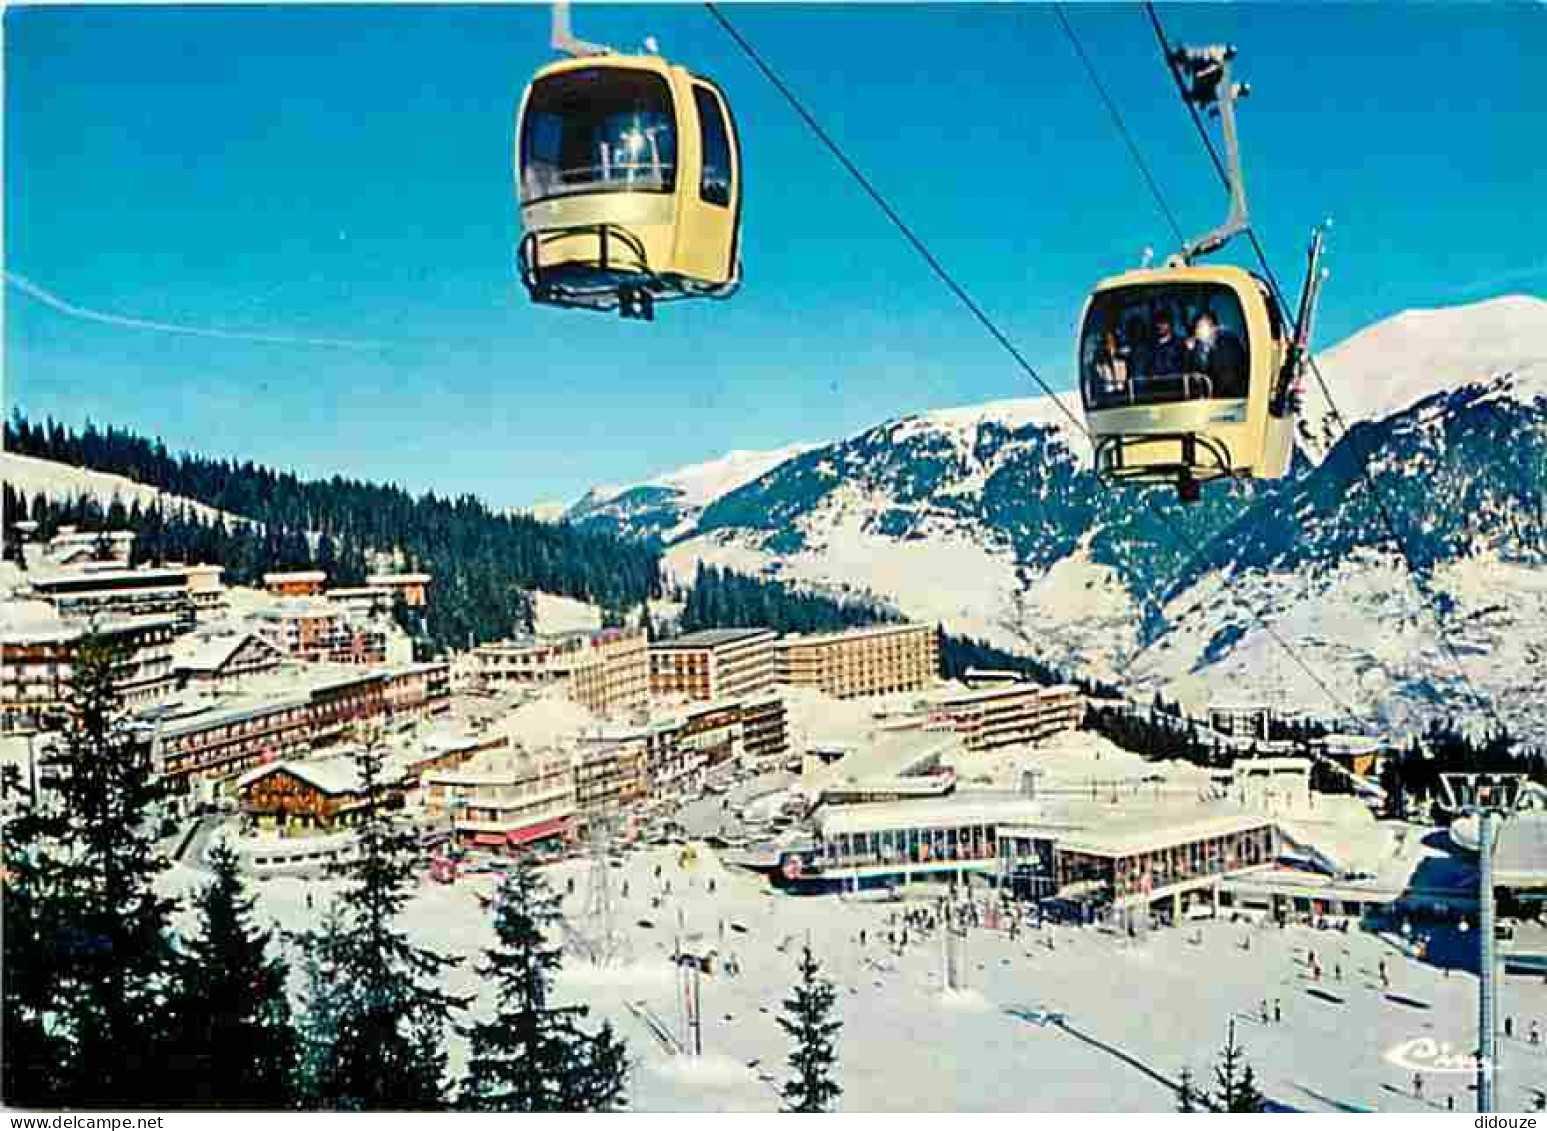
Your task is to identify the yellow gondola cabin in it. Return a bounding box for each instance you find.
[1077,263,1297,497]
[515,54,742,320]
[1078,39,1327,502]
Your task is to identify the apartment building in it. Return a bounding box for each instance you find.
[1207,702,1275,742]
[777,622,940,700]
[739,690,791,767]
[648,628,778,701]
[147,660,451,795]
[574,737,648,818]
[366,572,432,608]
[929,682,1083,753]
[23,565,213,631]
[251,599,406,666]
[472,627,648,717]
[25,526,136,569]
[263,570,328,598]
[422,746,575,853]
[1,613,178,731]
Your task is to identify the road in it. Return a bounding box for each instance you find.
[669,769,796,841]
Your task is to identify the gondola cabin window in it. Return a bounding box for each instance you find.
[693,85,733,207]
[1080,283,1251,410]
[520,68,678,204]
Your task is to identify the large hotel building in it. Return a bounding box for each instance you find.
[472,627,648,717]
[929,682,1084,753]
[648,628,778,702]
[1,614,179,730]
[777,622,940,700]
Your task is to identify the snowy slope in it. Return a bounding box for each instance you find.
[1300,294,1547,454]
[0,450,249,526]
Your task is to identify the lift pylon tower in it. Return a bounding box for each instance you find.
[570,815,630,967]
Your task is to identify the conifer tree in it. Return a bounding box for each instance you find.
[1210,1019,1266,1113]
[778,944,843,1113]
[1176,1067,1204,1112]
[1,636,180,1107]
[459,859,628,1111]
[165,842,297,1108]
[304,745,468,1109]
[292,903,356,1109]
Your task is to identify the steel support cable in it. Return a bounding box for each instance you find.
[706,1,1364,725]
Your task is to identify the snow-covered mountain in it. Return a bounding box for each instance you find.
[576,295,1547,738]
[566,443,818,543]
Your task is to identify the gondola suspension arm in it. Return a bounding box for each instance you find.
[1168,45,1250,265]
[550,0,612,58]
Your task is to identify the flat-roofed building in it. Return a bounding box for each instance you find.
[649,628,778,701]
[739,690,790,768]
[263,570,328,598]
[35,527,137,568]
[574,738,647,818]
[1,613,178,731]
[183,565,228,617]
[1208,702,1274,742]
[777,622,940,700]
[784,792,1276,912]
[327,587,396,617]
[473,627,647,718]
[367,572,432,608]
[1052,812,1277,913]
[24,565,206,630]
[929,683,1083,752]
[147,660,450,795]
[251,599,404,666]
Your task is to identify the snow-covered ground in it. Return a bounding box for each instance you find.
[157,726,1543,1113]
[167,833,1547,1114]
[531,591,604,635]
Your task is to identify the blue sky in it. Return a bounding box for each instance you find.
[6,3,1544,509]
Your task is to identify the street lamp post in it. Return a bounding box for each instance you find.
[1479,810,1498,1114]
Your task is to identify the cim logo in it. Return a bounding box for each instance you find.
[1384,1037,1495,1076]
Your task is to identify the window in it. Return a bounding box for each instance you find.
[1079,282,1251,409]
[521,69,678,205]
[693,85,733,207]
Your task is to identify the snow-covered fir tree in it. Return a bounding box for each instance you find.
[778,943,843,1113]
[301,743,468,1109]
[1175,1067,1202,1112]
[165,841,297,1108]
[459,860,629,1111]
[1,636,182,1107]
[292,902,355,1109]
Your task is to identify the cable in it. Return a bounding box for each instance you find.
[1052,4,1186,251]
[1140,1,1509,734]
[702,2,1087,441]
[705,2,1365,726]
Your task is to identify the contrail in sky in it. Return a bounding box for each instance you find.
[4,270,390,351]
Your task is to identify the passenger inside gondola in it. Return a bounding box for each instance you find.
[1150,309,1187,378]
[1079,282,1251,409]
[1188,311,1248,398]
[1093,330,1129,397]
[1122,315,1151,382]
